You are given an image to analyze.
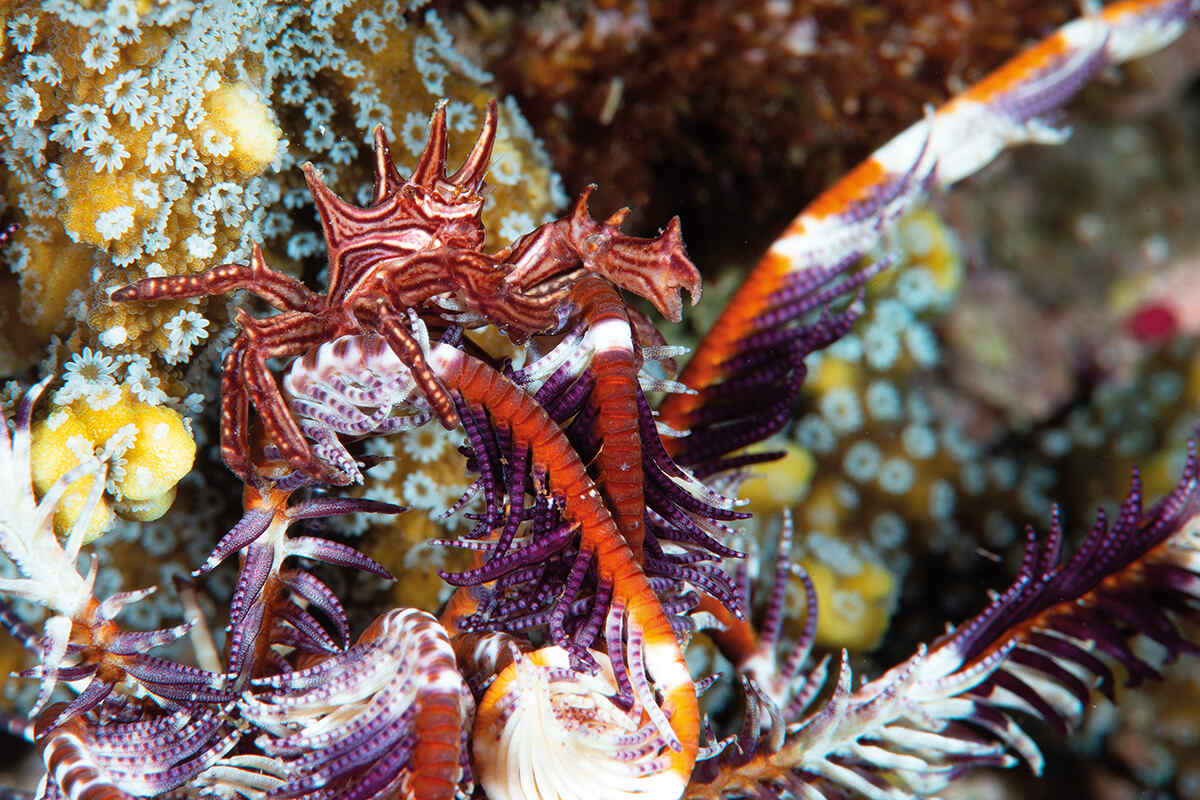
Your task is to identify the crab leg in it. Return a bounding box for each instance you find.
[235,313,342,483]
[112,245,317,313]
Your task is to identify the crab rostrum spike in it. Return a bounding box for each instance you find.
[448,99,499,190]
[604,207,632,227]
[410,100,450,188]
[371,125,406,204]
[301,161,369,256]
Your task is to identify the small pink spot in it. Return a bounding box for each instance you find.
[1127,303,1178,342]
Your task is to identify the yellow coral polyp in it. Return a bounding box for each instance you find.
[808,356,859,394]
[801,557,896,652]
[897,207,963,296]
[60,159,140,249]
[29,390,196,542]
[203,82,282,175]
[738,439,816,514]
[867,207,964,301]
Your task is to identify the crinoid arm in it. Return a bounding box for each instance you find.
[192,460,401,685]
[35,701,242,800]
[239,608,473,800]
[665,0,1197,442]
[0,380,230,725]
[409,346,702,789]
[666,250,881,477]
[688,450,1200,800]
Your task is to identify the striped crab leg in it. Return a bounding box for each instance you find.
[661,0,1195,430]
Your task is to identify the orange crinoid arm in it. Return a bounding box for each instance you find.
[660,0,1194,435]
[429,346,699,794]
[569,275,650,562]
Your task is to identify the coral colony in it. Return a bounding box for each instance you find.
[2,1,1200,800]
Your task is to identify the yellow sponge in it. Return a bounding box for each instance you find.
[802,557,896,652]
[30,390,196,542]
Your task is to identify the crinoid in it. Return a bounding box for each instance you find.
[239,607,474,800]
[0,378,231,727]
[113,101,700,486]
[685,457,1200,800]
[11,3,1200,800]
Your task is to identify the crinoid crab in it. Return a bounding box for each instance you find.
[112,100,701,487]
[5,2,1200,800]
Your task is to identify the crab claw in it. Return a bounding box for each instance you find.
[567,187,702,323]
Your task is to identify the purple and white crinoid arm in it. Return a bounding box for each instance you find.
[280,313,464,483]
[239,607,474,800]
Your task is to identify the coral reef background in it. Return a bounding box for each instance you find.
[442,0,1089,259]
[2,1,1200,797]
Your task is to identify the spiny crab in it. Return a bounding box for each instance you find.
[113,100,701,485]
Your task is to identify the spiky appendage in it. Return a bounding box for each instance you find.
[687,448,1200,799]
[34,700,241,800]
[0,379,230,725]
[192,456,403,685]
[238,608,473,800]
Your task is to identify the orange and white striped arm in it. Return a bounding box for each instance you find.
[661,0,1195,431]
[426,344,700,800]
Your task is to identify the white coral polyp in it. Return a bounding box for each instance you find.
[184,232,217,260]
[162,309,210,365]
[94,205,135,241]
[86,132,131,172]
[473,646,687,800]
[6,84,42,128]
